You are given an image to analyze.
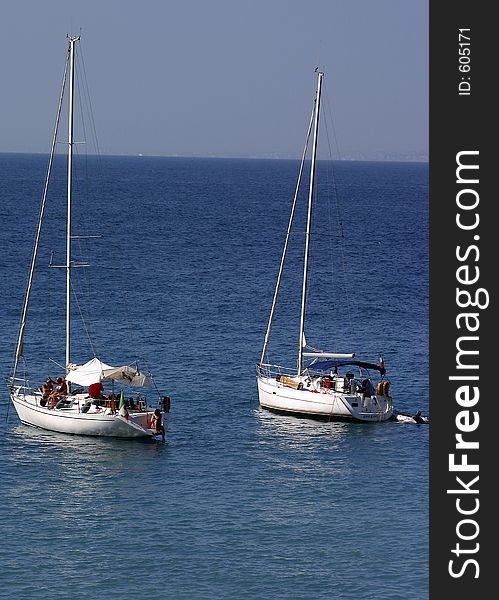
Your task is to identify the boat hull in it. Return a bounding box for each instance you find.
[10,391,165,439]
[257,375,393,422]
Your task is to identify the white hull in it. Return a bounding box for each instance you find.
[257,375,393,422]
[10,390,166,439]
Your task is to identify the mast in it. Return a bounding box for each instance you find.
[66,35,79,372]
[298,71,323,375]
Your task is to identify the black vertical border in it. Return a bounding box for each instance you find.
[430,2,493,597]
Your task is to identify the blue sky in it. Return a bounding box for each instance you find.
[0,0,428,160]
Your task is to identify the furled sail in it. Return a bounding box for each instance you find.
[66,357,152,387]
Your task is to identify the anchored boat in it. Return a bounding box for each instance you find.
[7,36,170,439]
[256,71,394,422]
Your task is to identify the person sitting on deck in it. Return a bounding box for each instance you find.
[40,377,53,406]
[150,408,165,441]
[48,377,68,409]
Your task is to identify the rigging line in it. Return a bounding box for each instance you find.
[323,87,346,241]
[324,87,342,160]
[323,142,336,283]
[71,244,99,357]
[47,250,54,375]
[321,98,355,340]
[80,243,98,355]
[75,49,89,150]
[78,41,103,161]
[73,53,99,356]
[74,45,103,352]
[11,48,70,382]
[140,360,162,401]
[322,104,340,298]
[75,47,91,204]
[70,278,97,357]
[73,55,90,213]
[72,245,98,357]
[71,144,99,355]
[321,102,343,237]
[75,46,99,218]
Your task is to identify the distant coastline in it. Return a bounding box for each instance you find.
[0,150,428,163]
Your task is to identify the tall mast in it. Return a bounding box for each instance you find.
[298,71,323,375]
[66,35,79,372]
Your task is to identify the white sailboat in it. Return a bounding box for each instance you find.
[7,36,170,439]
[256,71,394,422]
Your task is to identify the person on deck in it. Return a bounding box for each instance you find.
[48,377,68,409]
[361,378,375,397]
[41,377,53,405]
[88,381,104,399]
[150,408,165,441]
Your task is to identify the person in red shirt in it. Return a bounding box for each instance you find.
[88,381,104,399]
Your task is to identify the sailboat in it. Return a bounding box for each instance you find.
[256,71,394,422]
[7,36,170,439]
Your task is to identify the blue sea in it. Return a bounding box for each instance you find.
[0,153,428,599]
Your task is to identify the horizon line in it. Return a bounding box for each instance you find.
[0,150,429,164]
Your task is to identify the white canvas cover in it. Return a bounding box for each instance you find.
[66,357,114,386]
[101,365,152,387]
[66,357,152,387]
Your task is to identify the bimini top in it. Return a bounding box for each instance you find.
[66,357,152,387]
[307,359,386,376]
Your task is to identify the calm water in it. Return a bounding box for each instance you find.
[0,154,428,599]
